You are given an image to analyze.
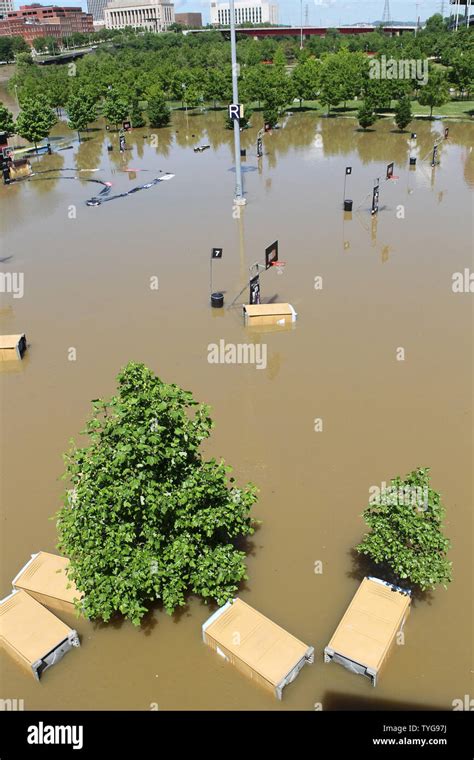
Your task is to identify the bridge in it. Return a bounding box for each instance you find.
[35,47,94,66]
[184,25,417,39]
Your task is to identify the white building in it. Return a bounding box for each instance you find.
[87,0,109,22]
[210,1,279,26]
[0,0,13,20]
[104,0,174,31]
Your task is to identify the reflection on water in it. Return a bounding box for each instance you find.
[0,111,472,712]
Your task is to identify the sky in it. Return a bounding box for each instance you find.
[175,1,445,26]
[43,0,446,26]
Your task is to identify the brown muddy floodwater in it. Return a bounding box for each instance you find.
[0,110,472,711]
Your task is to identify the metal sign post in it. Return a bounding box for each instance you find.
[228,240,281,309]
[343,166,352,207]
[229,0,246,206]
[210,247,223,306]
[371,180,380,215]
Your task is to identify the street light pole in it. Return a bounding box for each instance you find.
[229,0,245,205]
[300,0,304,49]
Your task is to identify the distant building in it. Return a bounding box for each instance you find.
[104,0,174,31]
[87,0,109,22]
[0,5,94,43]
[0,0,13,21]
[210,1,279,26]
[450,0,473,28]
[175,11,202,27]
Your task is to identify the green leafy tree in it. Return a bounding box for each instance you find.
[204,68,231,109]
[0,37,17,62]
[32,37,49,54]
[450,51,474,99]
[262,103,279,128]
[356,467,452,591]
[130,99,146,128]
[16,95,56,151]
[56,362,257,625]
[147,92,171,127]
[42,36,61,56]
[273,47,286,70]
[67,89,97,141]
[319,55,345,114]
[357,99,378,130]
[44,68,71,116]
[14,51,33,67]
[291,58,320,107]
[0,103,15,136]
[394,95,412,131]
[418,66,450,118]
[241,65,266,107]
[183,83,202,110]
[102,88,129,129]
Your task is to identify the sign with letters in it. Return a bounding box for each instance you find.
[228,104,244,121]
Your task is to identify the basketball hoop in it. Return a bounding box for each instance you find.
[272,261,286,275]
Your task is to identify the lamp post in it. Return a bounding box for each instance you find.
[300,0,304,50]
[229,0,245,206]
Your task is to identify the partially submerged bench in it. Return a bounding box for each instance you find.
[12,551,82,617]
[202,598,314,699]
[324,577,411,687]
[0,589,80,680]
[243,303,297,328]
[0,334,27,361]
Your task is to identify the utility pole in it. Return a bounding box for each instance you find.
[300,0,304,49]
[229,0,245,206]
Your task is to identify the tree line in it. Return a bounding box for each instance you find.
[0,15,472,146]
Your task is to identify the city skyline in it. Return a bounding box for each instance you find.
[4,0,449,25]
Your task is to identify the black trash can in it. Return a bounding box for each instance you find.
[211,292,224,309]
[344,199,353,212]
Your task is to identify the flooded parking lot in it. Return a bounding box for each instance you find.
[0,110,472,710]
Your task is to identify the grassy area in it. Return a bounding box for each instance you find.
[169,98,473,121]
[283,98,474,120]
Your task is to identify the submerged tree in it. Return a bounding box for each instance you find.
[66,89,97,141]
[130,99,146,128]
[15,95,56,151]
[102,88,129,129]
[147,92,170,127]
[357,99,378,130]
[0,103,15,136]
[356,467,452,591]
[394,95,412,132]
[56,362,257,626]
